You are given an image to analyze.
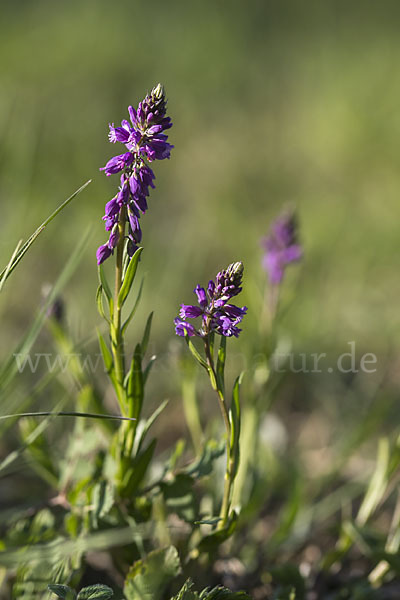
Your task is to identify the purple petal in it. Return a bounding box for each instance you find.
[104,197,120,218]
[179,304,204,319]
[283,244,303,263]
[128,105,137,125]
[174,317,197,337]
[194,285,207,308]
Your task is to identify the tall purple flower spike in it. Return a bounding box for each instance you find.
[97,84,173,264]
[261,211,302,284]
[175,262,247,338]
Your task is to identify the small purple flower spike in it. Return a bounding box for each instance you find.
[262,211,302,284]
[174,262,247,338]
[97,84,173,264]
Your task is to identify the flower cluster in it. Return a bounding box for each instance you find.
[262,211,302,284]
[175,262,247,338]
[97,84,173,264]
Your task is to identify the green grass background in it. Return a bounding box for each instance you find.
[1,0,400,374]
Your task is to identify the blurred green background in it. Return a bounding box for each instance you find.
[1,0,400,385]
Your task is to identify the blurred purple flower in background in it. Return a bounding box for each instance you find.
[175,262,247,338]
[97,84,173,264]
[262,211,302,284]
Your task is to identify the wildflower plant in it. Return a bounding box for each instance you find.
[174,262,246,530]
[3,83,397,600]
[95,84,173,498]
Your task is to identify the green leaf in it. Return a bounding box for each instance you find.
[199,586,252,600]
[141,312,153,356]
[143,355,156,385]
[216,336,226,394]
[91,481,115,529]
[194,517,221,526]
[97,331,113,374]
[184,439,225,479]
[122,277,144,335]
[126,344,144,419]
[160,474,198,522]
[118,247,143,308]
[124,546,181,600]
[198,511,238,553]
[0,179,91,288]
[0,239,22,292]
[229,373,243,480]
[48,584,77,599]
[77,584,114,599]
[96,285,110,323]
[136,399,168,454]
[186,338,208,370]
[171,579,198,600]
[120,439,156,496]
[357,437,390,527]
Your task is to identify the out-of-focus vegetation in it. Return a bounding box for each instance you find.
[2,1,400,598]
[1,0,400,352]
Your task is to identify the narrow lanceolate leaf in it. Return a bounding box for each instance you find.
[229,372,243,480]
[216,336,226,394]
[122,276,144,335]
[48,584,77,599]
[121,439,156,496]
[77,584,114,599]
[143,354,156,384]
[118,247,143,308]
[0,179,91,287]
[126,344,144,419]
[357,437,390,527]
[0,239,22,292]
[96,285,110,323]
[141,312,153,356]
[186,338,208,370]
[97,330,113,374]
[136,399,169,454]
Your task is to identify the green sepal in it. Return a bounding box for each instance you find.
[117,247,143,308]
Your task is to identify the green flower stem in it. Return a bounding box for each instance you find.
[111,207,127,408]
[204,337,234,529]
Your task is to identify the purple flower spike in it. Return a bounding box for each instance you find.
[262,210,302,284]
[174,262,246,339]
[97,84,173,263]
